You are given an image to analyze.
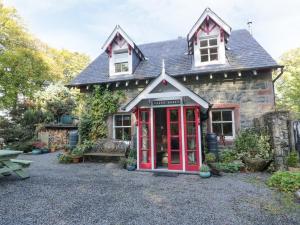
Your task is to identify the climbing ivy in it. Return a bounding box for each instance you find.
[79,86,124,142]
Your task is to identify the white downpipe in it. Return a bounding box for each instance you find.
[198,124,202,168]
[136,123,140,170]
[181,105,186,172]
[150,107,154,170]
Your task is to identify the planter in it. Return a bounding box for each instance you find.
[199,172,211,178]
[242,157,272,172]
[41,149,49,154]
[127,165,136,171]
[32,149,42,155]
[72,156,81,163]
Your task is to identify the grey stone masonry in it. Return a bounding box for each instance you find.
[254,111,290,170]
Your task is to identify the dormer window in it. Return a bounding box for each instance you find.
[114,50,129,73]
[199,37,218,62]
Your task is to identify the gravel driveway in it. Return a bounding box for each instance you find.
[0,153,299,225]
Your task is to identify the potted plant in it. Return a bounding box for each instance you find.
[126,157,137,171]
[199,164,211,178]
[32,141,46,154]
[71,147,84,163]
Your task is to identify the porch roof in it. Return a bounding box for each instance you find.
[122,61,211,112]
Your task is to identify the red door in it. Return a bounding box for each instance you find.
[184,107,200,171]
[139,108,151,169]
[167,107,182,170]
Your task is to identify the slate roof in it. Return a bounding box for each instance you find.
[69,29,280,86]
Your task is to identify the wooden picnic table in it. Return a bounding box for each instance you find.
[0,150,32,179]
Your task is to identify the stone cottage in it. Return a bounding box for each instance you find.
[69,8,282,172]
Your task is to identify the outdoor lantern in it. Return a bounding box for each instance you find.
[162,79,168,85]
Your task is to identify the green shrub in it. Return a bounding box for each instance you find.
[219,149,237,163]
[128,148,137,160]
[205,153,216,163]
[234,128,272,160]
[57,153,72,163]
[126,157,137,166]
[213,162,243,173]
[71,147,84,157]
[200,165,210,172]
[267,171,300,192]
[286,151,299,167]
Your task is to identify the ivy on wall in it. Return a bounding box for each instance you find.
[79,86,124,142]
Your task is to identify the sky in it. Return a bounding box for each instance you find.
[4,0,300,60]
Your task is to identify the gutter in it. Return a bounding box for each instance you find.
[272,67,284,83]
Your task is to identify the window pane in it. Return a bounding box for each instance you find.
[187,137,196,150]
[115,115,122,126]
[171,137,179,150]
[121,62,129,72]
[115,63,122,73]
[115,128,123,139]
[210,54,218,61]
[210,47,218,54]
[222,111,232,121]
[209,39,218,46]
[141,137,149,150]
[188,152,196,165]
[171,151,180,164]
[200,49,208,55]
[170,123,179,135]
[201,55,208,62]
[140,111,149,122]
[212,111,221,121]
[123,127,131,140]
[123,115,131,126]
[142,150,149,163]
[141,124,149,136]
[186,109,195,121]
[170,110,178,121]
[187,123,196,135]
[212,123,222,136]
[223,123,233,136]
[200,40,208,47]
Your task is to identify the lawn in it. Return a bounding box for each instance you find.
[0,153,299,225]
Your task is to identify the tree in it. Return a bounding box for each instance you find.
[275,48,300,118]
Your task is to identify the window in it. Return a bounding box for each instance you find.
[199,37,218,62]
[114,50,129,73]
[113,114,131,141]
[211,110,234,137]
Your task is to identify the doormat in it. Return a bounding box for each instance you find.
[153,171,179,177]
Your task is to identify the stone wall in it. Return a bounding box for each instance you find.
[106,71,275,139]
[253,111,290,170]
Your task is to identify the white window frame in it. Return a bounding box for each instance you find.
[113,114,132,141]
[199,36,219,64]
[210,109,235,139]
[113,50,129,74]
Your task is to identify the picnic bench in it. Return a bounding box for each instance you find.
[83,139,130,162]
[0,150,32,179]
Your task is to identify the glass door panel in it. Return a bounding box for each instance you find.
[167,107,182,170]
[139,109,151,169]
[184,107,200,171]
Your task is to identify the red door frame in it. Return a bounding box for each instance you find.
[184,106,200,171]
[138,108,152,169]
[166,107,182,170]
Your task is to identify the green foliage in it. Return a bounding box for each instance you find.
[126,157,137,166]
[234,128,272,160]
[219,149,237,163]
[128,148,137,160]
[205,153,216,163]
[71,147,84,157]
[200,164,210,172]
[275,48,300,117]
[79,86,124,142]
[286,150,299,167]
[213,162,243,173]
[267,171,300,192]
[57,153,72,164]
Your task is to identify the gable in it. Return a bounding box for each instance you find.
[150,82,180,93]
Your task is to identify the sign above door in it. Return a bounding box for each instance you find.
[152,99,181,106]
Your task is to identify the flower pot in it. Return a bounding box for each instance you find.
[127,165,136,171]
[32,149,42,155]
[72,156,81,163]
[242,157,271,172]
[42,149,49,154]
[199,172,211,178]
[60,115,73,124]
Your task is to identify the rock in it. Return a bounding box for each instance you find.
[295,190,300,203]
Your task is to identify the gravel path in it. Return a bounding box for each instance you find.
[0,153,299,225]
